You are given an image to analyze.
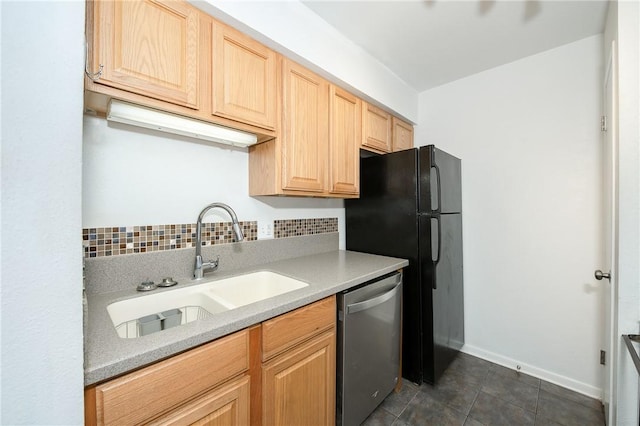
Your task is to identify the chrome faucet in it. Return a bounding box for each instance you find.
[193,203,244,280]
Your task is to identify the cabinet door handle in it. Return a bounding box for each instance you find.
[84,41,103,81]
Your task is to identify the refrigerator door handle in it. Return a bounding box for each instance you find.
[432,163,442,214]
[432,216,442,289]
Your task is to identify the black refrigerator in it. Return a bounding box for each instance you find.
[345,145,464,385]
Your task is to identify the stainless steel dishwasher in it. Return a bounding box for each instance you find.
[337,271,402,426]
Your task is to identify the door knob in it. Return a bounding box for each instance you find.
[594,270,611,281]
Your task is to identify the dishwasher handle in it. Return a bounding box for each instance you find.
[346,281,401,315]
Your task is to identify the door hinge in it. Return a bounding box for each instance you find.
[600,350,606,365]
[601,115,607,132]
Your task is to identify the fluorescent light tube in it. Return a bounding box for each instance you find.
[107,99,258,147]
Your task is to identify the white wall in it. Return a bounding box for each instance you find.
[417,35,604,396]
[191,0,417,123]
[1,1,85,424]
[606,0,640,424]
[83,116,346,248]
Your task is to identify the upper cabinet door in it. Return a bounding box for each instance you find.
[93,0,200,109]
[392,116,414,152]
[212,23,276,130]
[329,86,360,196]
[281,59,329,193]
[362,102,392,153]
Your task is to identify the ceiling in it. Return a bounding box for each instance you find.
[300,0,609,92]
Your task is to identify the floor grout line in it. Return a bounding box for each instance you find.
[362,354,604,426]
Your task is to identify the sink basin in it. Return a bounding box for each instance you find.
[107,287,231,339]
[205,271,309,308]
[106,271,308,339]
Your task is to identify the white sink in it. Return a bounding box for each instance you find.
[205,271,309,308]
[107,271,308,339]
[107,287,230,339]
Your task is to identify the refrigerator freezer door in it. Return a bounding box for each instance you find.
[419,146,462,214]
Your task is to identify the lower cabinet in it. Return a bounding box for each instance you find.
[150,375,250,426]
[259,295,336,426]
[262,330,336,426]
[85,330,249,425]
[85,297,336,426]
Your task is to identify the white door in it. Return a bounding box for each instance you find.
[599,40,618,426]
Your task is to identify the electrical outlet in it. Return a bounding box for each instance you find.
[258,221,273,239]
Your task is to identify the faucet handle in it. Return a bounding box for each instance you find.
[137,280,157,292]
[204,256,220,272]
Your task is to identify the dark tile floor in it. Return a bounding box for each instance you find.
[362,353,605,426]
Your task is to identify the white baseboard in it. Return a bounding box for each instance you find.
[461,343,603,400]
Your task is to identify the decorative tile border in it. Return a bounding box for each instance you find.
[83,221,257,258]
[274,218,338,239]
[82,217,338,258]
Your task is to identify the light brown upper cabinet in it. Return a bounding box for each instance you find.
[362,102,392,153]
[212,23,277,130]
[248,61,363,198]
[392,116,414,152]
[89,0,201,110]
[85,0,276,141]
[249,58,329,196]
[281,59,329,193]
[329,86,360,196]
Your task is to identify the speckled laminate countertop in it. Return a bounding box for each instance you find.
[84,250,408,386]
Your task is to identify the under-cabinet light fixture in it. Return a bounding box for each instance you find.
[107,99,258,147]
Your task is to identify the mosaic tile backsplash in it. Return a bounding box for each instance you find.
[83,218,338,258]
[274,218,338,238]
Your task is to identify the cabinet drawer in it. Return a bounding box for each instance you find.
[92,329,249,425]
[262,296,336,361]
